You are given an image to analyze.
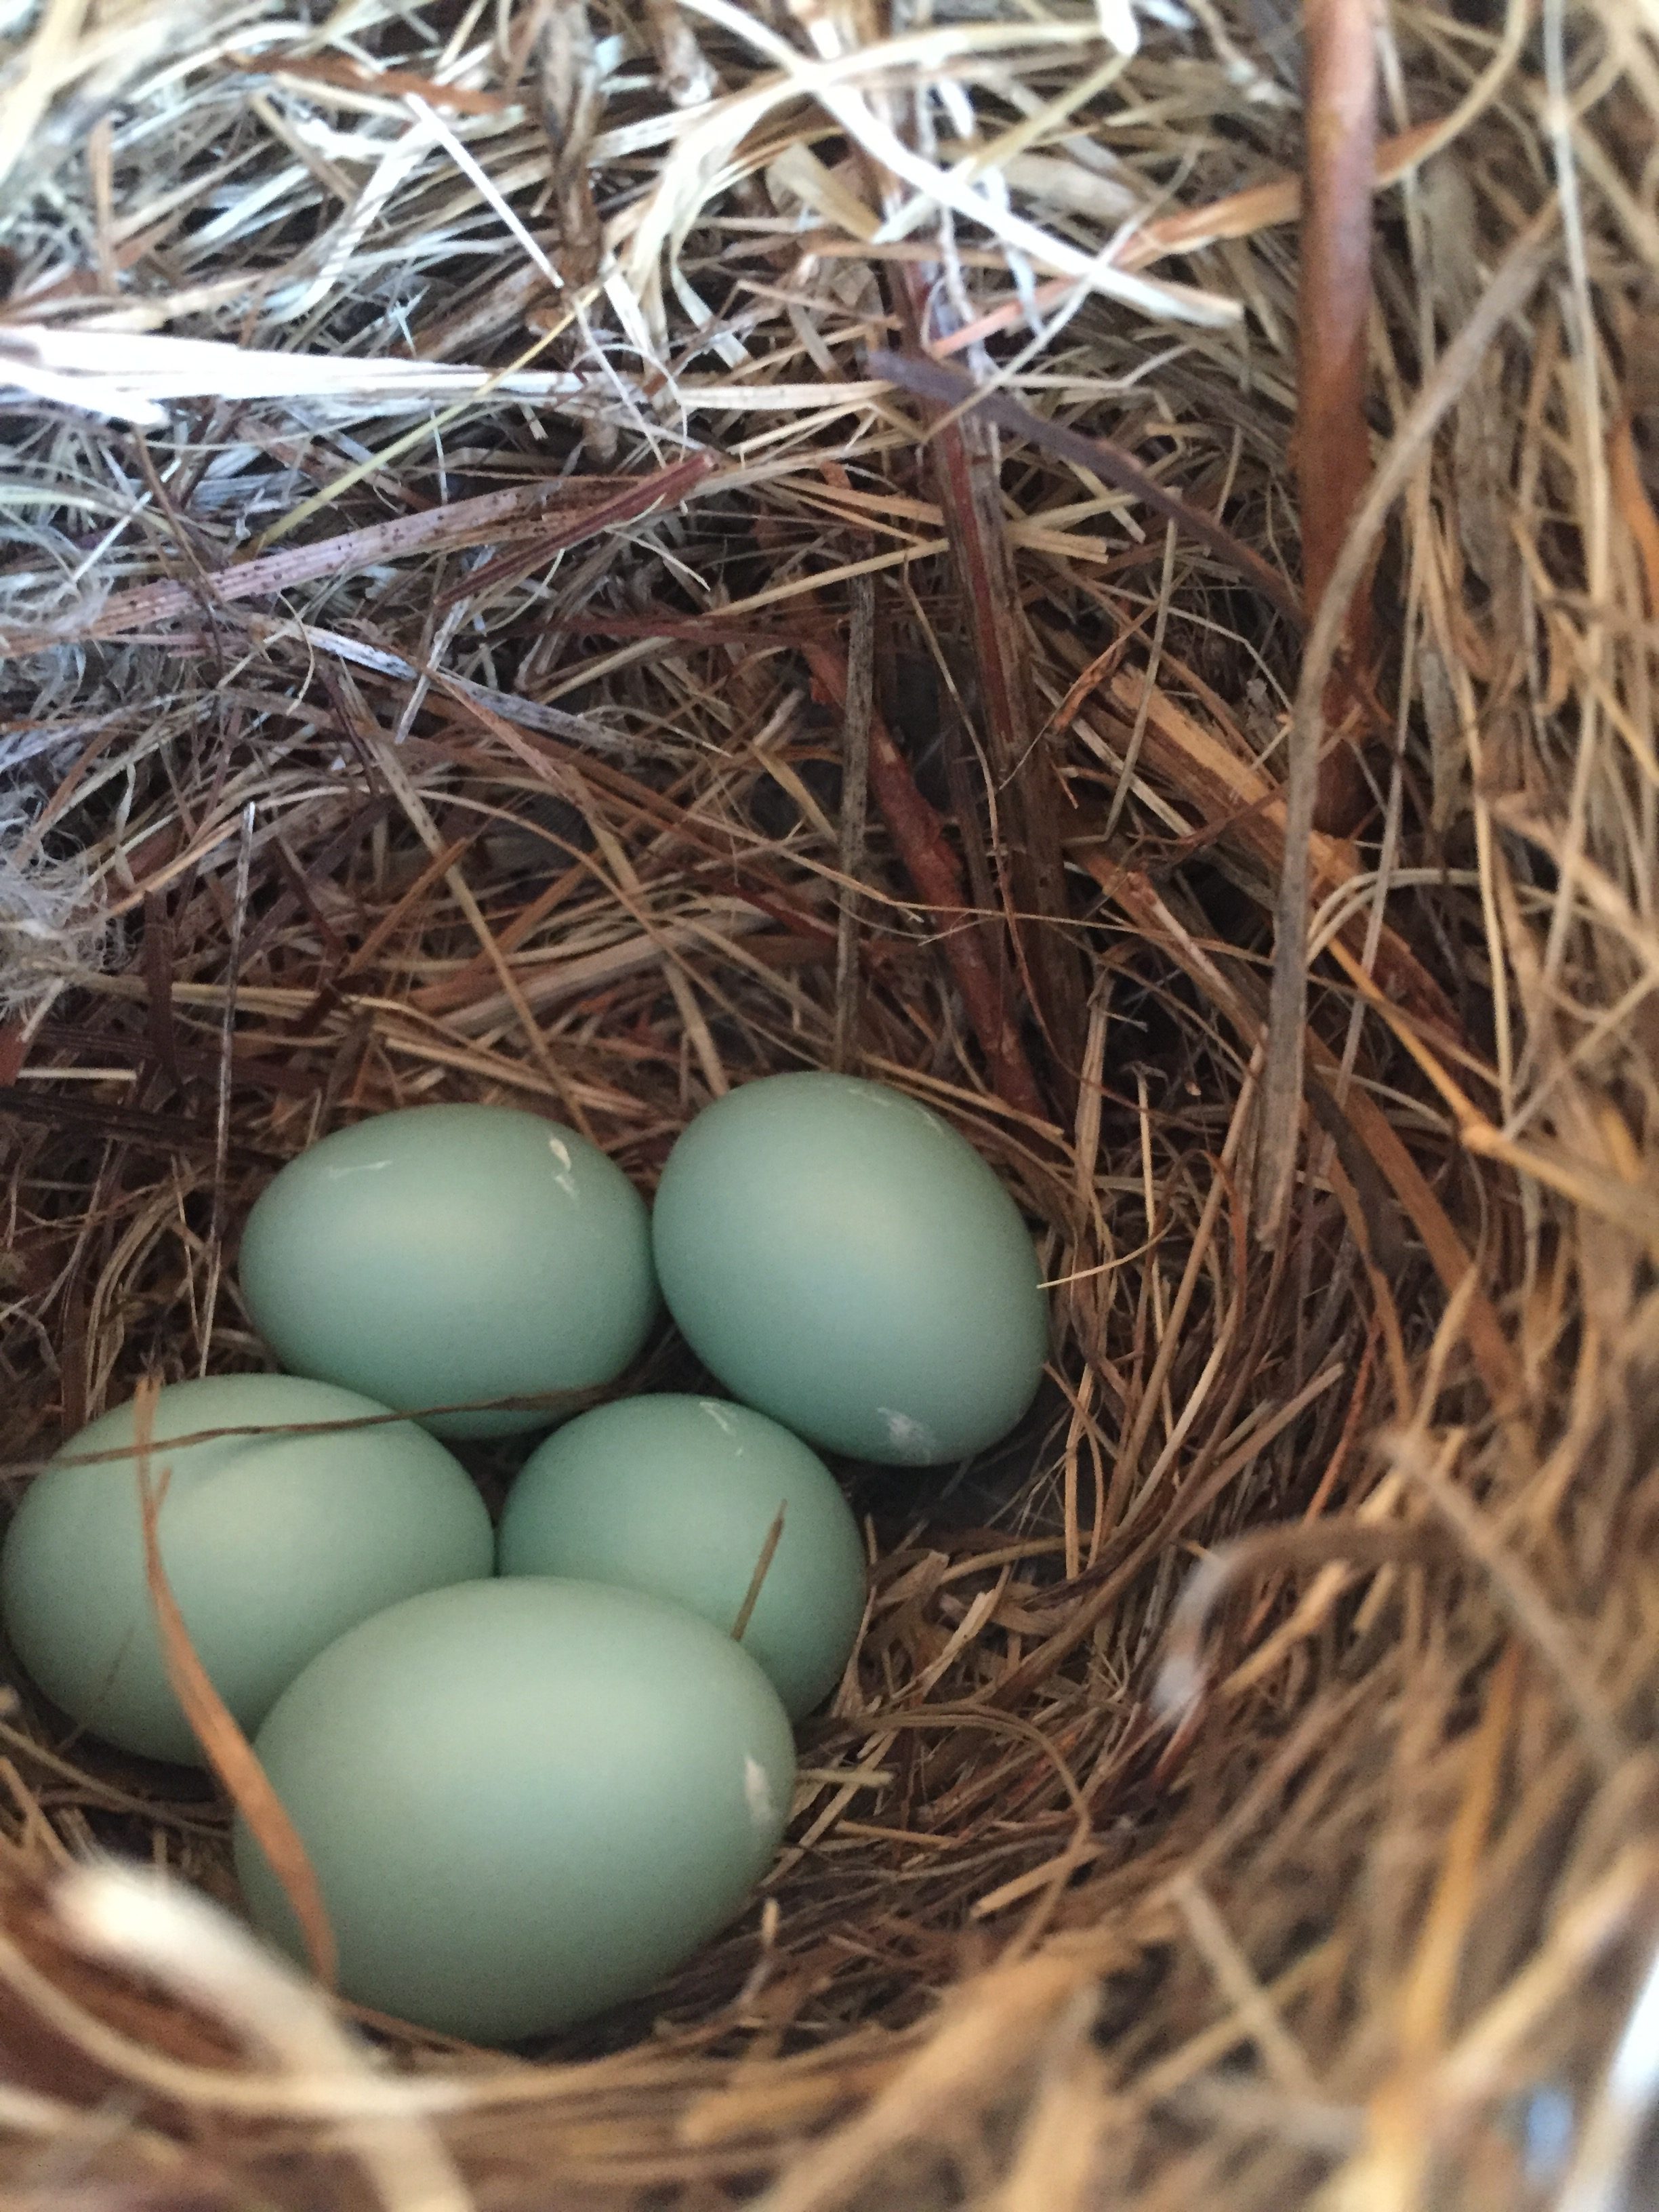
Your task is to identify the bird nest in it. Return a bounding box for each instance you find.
[0,1,1656,2207]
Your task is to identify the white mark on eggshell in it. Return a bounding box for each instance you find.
[323,1158,392,1179]
[699,1400,739,1436]
[743,1755,777,1830]
[877,1408,937,1462]
[857,1084,954,1144]
[546,1134,579,1200]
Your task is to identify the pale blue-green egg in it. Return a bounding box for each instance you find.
[497,1395,866,1718]
[0,1374,491,1765]
[236,1578,796,2044]
[238,1103,658,1437]
[651,1073,1048,1465]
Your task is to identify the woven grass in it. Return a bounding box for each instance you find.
[0,0,1655,2205]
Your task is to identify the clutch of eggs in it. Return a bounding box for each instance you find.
[4,1075,1048,2040]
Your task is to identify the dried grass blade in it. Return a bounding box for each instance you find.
[1396,1643,1521,2059]
[1121,0,1529,270]
[869,350,1302,624]
[1075,668,1457,1039]
[1305,1029,1517,1401]
[54,1867,473,2212]
[432,453,713,610]
[1296,0,1380,833]
[0,0,86,195]
[129,1380,336,1990]
[1085,856,1515,1399]
[803,638,1047,1124]
[833,574,874,1071]
[885,298,1084,1101]
[937,3,1532,366]
[989,1366,1345,1706]
[1387,1429,1626,1781]
[731,1509,787,1643]
[0,323,599,428]
[0,468,708,656]
[1259,201,1560,1242]
[230,51,513,115]
[1152,1521,1439,1727]
[1607,412,1659,615]
[753,1954,1097,2212]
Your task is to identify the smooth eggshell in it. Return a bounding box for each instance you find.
[651,1073,1048,1464]
[238,1103,658,1437]
[236,1578,796,2043]
[0,1374,492,1765]
[497,1394,866,1718]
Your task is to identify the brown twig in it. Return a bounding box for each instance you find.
[803,638,1047,1123]
[430,455,714,611]
[884,281,1086,1107]
[868,348,1303,626]
[0,462,713,657]
[834,574,874,1071]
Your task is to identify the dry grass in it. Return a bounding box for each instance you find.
[0,0,1656,2205]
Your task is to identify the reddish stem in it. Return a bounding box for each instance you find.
[803,639,1047,1124]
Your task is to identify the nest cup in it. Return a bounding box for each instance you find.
[0,1,1655,2207]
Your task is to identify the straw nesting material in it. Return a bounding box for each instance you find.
[1,0,1657,2207]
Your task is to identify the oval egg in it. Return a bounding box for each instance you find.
[651,1073,1048,1465]
[0,1374,493,1765]
[238,1103,658,1437]
[498,1394,866,1719]
[236,1578,796,2043]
